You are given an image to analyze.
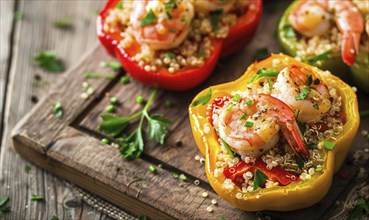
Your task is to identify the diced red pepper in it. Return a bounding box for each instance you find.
[223,159,300,189]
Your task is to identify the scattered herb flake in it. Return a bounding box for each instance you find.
[249,67,279,83]
[34,51,64,73]
[295,155,304,168]
[120,76,130,84]
[191,88,212,107]
[116,1,123,9]
[232,94,241,102]
[283,25,296,38]
[210,10,222,32]
[315,165,323,172]
[244,121,253,127]
[49,215,60,220]
[101,138,109,144]
[324,141,336,150]
[313,104,319,110]
[0,196,9,207]
[52,16,73,29]
[196,51,206,57]
[220,137,235,158]
[171,172,179,179]
[295,87,311,100]
[136,95,144,104]
[267,78,273,92]
[165,51,176,59]
[110,97,118,105]
[306,74,312,86]
[138,215,147,220]
[239,112,247,120]
[164,0,175,10]
[105,105,115,113]
[31,194,44,201]
[253,169,268,191]
[24,165,31,174]
[164,100,174,108]
[348,198,369,220]
[226,103,234,111]
[105,74,115,80]
[246,100,253,106]
[306,51,330,64]
[149,165,157,174]
[140,9,156,26]
[252,48,270,61]
[84,71,101,79]
[105,61,121,71]
[179,174,187,181]
[14,11,23,21]
[52,101,63,119]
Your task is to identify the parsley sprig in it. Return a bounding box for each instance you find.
[34,51,64,73]
[98,89,172,159]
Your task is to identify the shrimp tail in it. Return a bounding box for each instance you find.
[341,32,361,65]
[281,121,310,162]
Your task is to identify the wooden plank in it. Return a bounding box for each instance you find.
[0,0,109,219]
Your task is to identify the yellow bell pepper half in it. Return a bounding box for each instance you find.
[189,54,359,211]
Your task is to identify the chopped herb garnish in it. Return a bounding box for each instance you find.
[149,165,157,174]
[244,121,253,127]
[359,110,369,118]
[210,10,223,32]
[252,48,270,61]
[239,112,247,120]
[165,52,176,59]
[31,194,44,201]
[315,165,323,172]
[116,1,123,9]
[101,138,109,144]
[100,61,121,71]
[295,87,311,100]
[98,89,172,159]
[34,51,64,73]
[179,174,187,181]
[307,143,316,149]
[226,103,234,111]
[306,51,330,64]
[295,110,306,134]
[136,95,144,104]
[105,105,115,113]
[157,164,163,168]
[191,88,212,107]
[324,141,336,150]
[0,196,10,213]
[110,97,118,105]
[0,206,10,213]
[348,198,369,220]
[52,101,63,119]
[306,74,312,86]
[52,16,73,29]
[246,100,253,106]
[283,25,296,38]
[105,74,115,80]
[140,9,156,26]
[24,165,31,173]
[253,169,268,191]
[267,78,273,92]
[84,71,101,79]
[49,215,60,220]
[249,67,279,83]
[232,94,241,102]
[138,215,147,220]
[196,51,206,57]
[220,137,235,158]
[171,172,179,179]
[120,76,130,84]
[313,104,319,110]
[164,0,176,10]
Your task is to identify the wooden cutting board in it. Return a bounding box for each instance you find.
[11,2,369,219]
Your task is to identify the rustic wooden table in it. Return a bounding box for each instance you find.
[1,0,368,220]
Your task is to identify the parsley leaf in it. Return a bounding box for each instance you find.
[248,67,279,83]
[146,114,172,144]
[98,114,132,137]
[52,101,63,119]
[119,130,144,158]
[52,16,73,29]
[306,51,330,64]
[34,51,64,73]
[252,48,270,61]
[140,9,156,26]
[0,196,9,207]
[295,87,311,100]
[191,88,212,107]
[220,137,235,158]
[253,169,268,191]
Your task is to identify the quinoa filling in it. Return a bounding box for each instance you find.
[208,63,345,195]
[103,0,254,73]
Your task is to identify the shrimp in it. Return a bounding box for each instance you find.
[130,0,194,50]
[289,0,364,65]
[192,0,236,14]
[215,94,310,161]
[271,65,331,124]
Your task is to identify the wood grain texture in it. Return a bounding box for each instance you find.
[0,0,112,219]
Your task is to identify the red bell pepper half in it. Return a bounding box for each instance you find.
[97,0,262,91]
[223,159,300,189]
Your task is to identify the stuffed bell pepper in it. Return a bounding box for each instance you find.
[277,0,369,93]
[97,0,262,90]
[189,54,359,211]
